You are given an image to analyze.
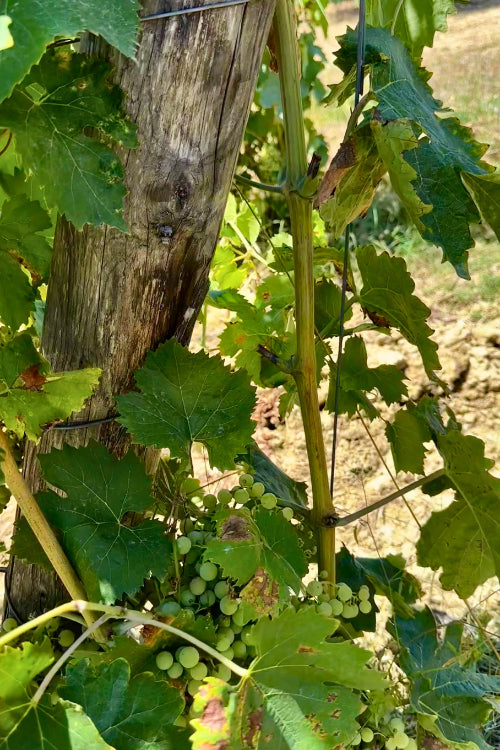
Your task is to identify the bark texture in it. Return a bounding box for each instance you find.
[5,0,275,621]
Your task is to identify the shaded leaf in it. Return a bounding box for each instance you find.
[61,658,184,750]
[462,171,500,243]
[386,407,432,474]
[37,442,171,603]
[0,0,139,103]
[117,339,256,470]
[356,246,440,375]
[0,50,137,230]
[314,279,352,337]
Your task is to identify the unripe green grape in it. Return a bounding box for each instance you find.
[232,623,242,635]
[216,635,232,652]
[167,662,183,679]
[239,473,254,488]
[177,646,200,669]
[188,530,204,544]
[319,570,329,580]
[360,727,374,742]
[251,482,265,498]
[194,560,202,574]
[215,663,232,682]
[232,608,245,627]
[351,732,361,746]
[232,640,247,659]
[189,576,207,596]
[260,492,277,509]
[180,589,196,607]
[385,738,397,750]
[405,740,417,750]
[393,732,409,749]
[241,626,254,645]
[358,585,370,600]
[58,629,75,648]
[217,489,232,505]
[389,718,405,733]
[319,593,330,603]
[180,517,195,534]
[218,627,235,645]
[282,507,294,521]
[317,601,333,617]
[330,599,344,616]
[156,651,174,670]
[336,583,352,602]
[189,661,208,680]
[2,618,18,632]
[214,580,230,599]
[219,616,231,627]
[359,600,372,614]
[220,596,238,616]
[233,488,250,505]
[187,679,203,696]
[220,646,234,660]
[176,536,191,555]
[203,494,217,510]
[199,590,216,607]
[306,580,323,597]
[342,603,359,619]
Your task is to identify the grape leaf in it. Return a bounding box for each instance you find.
[386,407,432,474]
[0,366,101,441]
[366,0,457,59]
[117,339,256,471]
[314,279,352,337]
[335,28,491,278]
[0,0,139,104]
[192,608,386,750]
[61,658,184,750]
[0,638,112,749]
[204,507,306,595]
[36,442,172,603]
[417,430,500,598]
[389,608,498,749]
[9,516,51,572]
[319,125,386,238]
[356,246,440,375]
[462,171,500,243]
[0,49,137,230]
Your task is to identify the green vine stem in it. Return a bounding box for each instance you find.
[0,431,100,634]
[0,600,248,679]
[273,0,336,582]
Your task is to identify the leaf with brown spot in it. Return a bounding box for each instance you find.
[314,140,356,208]
[240,567,280,617]
[19,363,47,391]
[220,515,253,542]
[191,679,233,750]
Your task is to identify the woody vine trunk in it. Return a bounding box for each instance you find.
[5,0,275,622]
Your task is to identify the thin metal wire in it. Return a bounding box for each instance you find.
[329,0,366,498]
[46,415,118,431]
[141,0,250,21]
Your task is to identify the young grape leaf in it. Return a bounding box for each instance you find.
[335,28,492,278]
[61,658,184,750]
[204,507,306,595]
[389,608,499,749]
[0,49,137,230]
[0,366,101,441]
[237,442,308,510]
[36,442,172,603]
[417,430,500,598]
[192,608,386,750]
[0,638,112,749]
[366,0,457,59]
[386,407,432,474]
[356,246,440,375]
[0,0,139,103]
[319,125,386,238]
[117,339,256,470]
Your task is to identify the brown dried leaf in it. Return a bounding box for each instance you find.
[314,140,356,208]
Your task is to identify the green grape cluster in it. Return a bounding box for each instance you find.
[301,577,373,620]
[382,717,416,750]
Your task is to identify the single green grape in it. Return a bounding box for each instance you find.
[232,640,247,659]
[350,732,361,746]
[215,663,232,682]
[2,618,18,632]
[214,580,230,599]
[239,473,254,488]
[218,626,235,644]
[180,589,196,607]
[317,601,333,617]
[167,662,183,679]
[187,530,204,545]
[260,492,277,509]
[58,629,75,648]
[358,585,370,600]
[187,679,203,696]
[318,593,330,603]
[199,590,216,607]
[232,608,246,627]
[220,646,234,660]
[360,727,374,742]
[189,576,207,596]
[216,635,232,652]
[389,718,405,733]
[233,488,250,505]
[319,570,329,579]
[359,600,372,614]
[330,598,344,616]
[180,517,194,534]
[306,580,323,597]
[156,651,174,670]
[385,738,397,750]
[217,489,232,505]
[220,596,238,616]
[251,482,265,498]
[177,646,200,669]
[282,507,294,521]
[189,661,208,680]
[342,603,359,619]
[336,583,352,602]
[393,731,409,749]
[157,600,181,617]
[203,494,217,510]
[176,536,192,555]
